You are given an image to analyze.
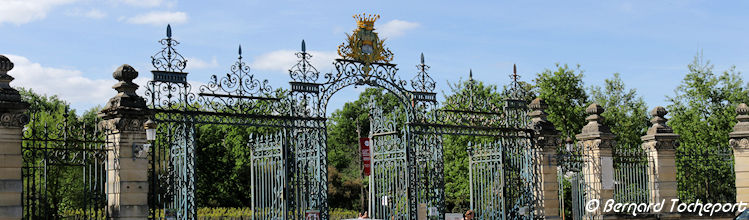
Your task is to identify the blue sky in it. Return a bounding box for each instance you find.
[2,0,749,114]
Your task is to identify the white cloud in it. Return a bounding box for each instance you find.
[186,56,219,70]
[84,9,106,19]
[126,11,187,26]
[67,8,107,19]
[116,0,164,7]
[0,0,77,25]
[377,20,420,39]
[251,50,338,73]
[5,54,116,106]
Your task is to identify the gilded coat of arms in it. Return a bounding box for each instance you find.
[337,13,394,65]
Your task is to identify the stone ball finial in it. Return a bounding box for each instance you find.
[650,106,668,118]
[528,98,547,110]
[113,64,138,83]
[0,55,14,72]
[586,103,604,115]
[737,103,748,115]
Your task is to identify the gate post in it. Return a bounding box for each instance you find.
[730,103,749,205]
[0,55,28,219]
[576,103,615,219]
[99,64,150,219]
[640,106,680,218]
[527,98,561,219]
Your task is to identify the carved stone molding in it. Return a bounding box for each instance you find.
[0,112,29,127]
[99,117,147,132]
[578,139,615,151]
[729,138,749,150]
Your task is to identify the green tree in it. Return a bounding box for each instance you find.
[589,73,649,148]
[534,64,588,141]
[667,54,747,203]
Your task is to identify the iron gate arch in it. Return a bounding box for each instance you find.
[143,26,433,220]
[143,23,539,220]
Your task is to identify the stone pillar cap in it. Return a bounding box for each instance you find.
[642,106,679,142]
[527,98,559,136]
[576,103,615,141]
[0,55,24,104]
[99,64,147,119]
[730,103,749,138]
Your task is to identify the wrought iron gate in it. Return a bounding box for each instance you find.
[368,98,409,219]
[468,141,505,219]
[22,110,109,219]
[249,131,286,219]
[459,73,539,219]
[141,22,536,220]
[467,134,537,220]
[145,27,330,219]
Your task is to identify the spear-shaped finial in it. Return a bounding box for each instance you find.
[513,64,517,74]
[301,40,306,53]
[469,69,473,81]
[238,44,243,59]
[420,53,425,65]
[166,24,172,38]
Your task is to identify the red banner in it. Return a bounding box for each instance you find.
[305,210,320,220]
[359,137,371,176]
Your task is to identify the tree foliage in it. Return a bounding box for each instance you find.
[589,73,649,148]
[534,64,588,141]
[667,54,746,203]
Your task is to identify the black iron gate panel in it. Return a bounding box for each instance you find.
[287,123,328,219]
[249,130,286,219]
[22,110,109,219]
[149,117,197,219]
[368,98,410,219]
[466,133,537,220]
[468,141,505,219]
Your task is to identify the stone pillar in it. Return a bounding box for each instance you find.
[527,98,561,219]
[730,103,749,205]
[0,55,28,220]
[98,64,150,219]
[576,104,615,219]
[641,106,680,218]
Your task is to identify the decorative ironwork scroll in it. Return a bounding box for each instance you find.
[151,24,187,73]
[197,45,281,115]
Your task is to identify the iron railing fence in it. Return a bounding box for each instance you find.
[22,110,110,219]
[557,144,653,220]
[676,147,735,204]
[612,146,652,204]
